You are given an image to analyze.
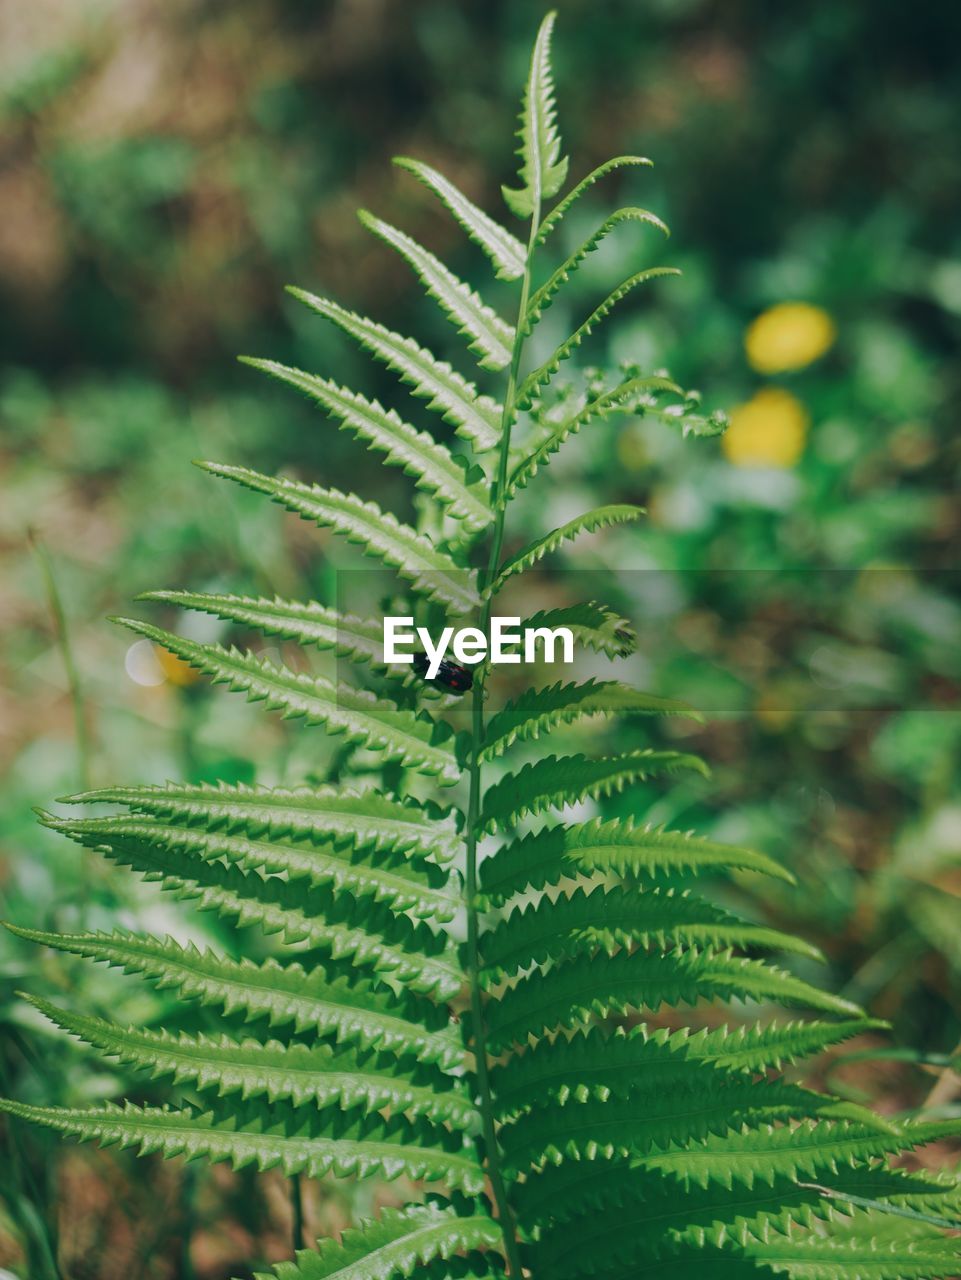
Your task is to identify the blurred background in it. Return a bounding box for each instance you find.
[1,1,959,1276]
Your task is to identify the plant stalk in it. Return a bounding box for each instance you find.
[290,1172,306,1253]
[464,203,541,1277]
[28,529,92,790]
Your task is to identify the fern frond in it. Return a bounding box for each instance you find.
[523,207,669,334]
[490,1022,886,1121]
[479,819,793,908]
[6,927,464,1067]
[481,679,701,759]
[113,618,460,785]
[490,1025,709,1117]
[77,832,461,998]
[11,13,956,1276]
[256,1203,503,1280]
[62,780,461,864]
[775,1192,961,1237]
[287,287,501,453]
[25,997,476,1128]
[359,211,514,370]
[536,155,654,243]
[525,1169,960,1275]
[0,1099,486,1193]
[272,1253,502,1280]
[491,504,645,589]
[515,267,681,411]
[197,462,480,615]
[502,11,568,218]
[485,949,862,1054]
[515,1158,947,1239]
[41,809,459,924]
[481,751,709,831]
[643,1119,960,1192]
[824,1210,961,1248]
[394,156,525,280]
[506,375,681,499]
[478,885,823,986]
[734,1227,961,1280]
[686,1018,891,1075]
[138,591,391,673]
[521,602,636,659]
[238,359,490,531]
[50,829,463,998]
[498,1083,889,1180]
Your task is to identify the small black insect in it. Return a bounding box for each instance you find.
[412,652,473,693]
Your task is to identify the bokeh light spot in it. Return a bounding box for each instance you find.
[745,302,836,373]
[124,638,166,686]
[722,388,809,468]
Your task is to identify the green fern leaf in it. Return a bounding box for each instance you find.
[644,1120,957,1192]
[513,1159,917,1238]
[42,809,457,921]
[51,829,463,999]
[686,1018,892,1075]
[97,841,459,999]
[539,1164,961,1263]
[0,1099,486,1193]
[536,154,654,242]
[394,156,525,280]
[479,819,793,907]
[776,1192,961,1236]
[490,1025,707,1117]
[490,1022,887,1122]
[485,949,862,1054]
[257,1203,503,1280]
[481,678,702,759]
[490,504,645,589]
[61,780,460,863]
[113,618,460,785]
[531,1237,748,1278]
[138,591,392,673]
[735,1229,961,1280]
[505,374,681,499]
[25,997,476,1129]
[523,207,669,333]
[497,1083,889,1180]
[10,12,958,1277]
[6,927,464,1068]
[358,210,514,370]
[478,885,823,986]
[481,750,709,831]
[198,461,480,615]
[287,287,501,453]
[515,267,682,411]
[238,358,490,530]
[272,1253,501,1280]
[502,11,568,218]
[520,602,636,659]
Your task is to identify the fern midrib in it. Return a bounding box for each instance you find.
[464,199,542,1278]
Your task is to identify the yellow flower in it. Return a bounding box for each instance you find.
[745,302,836,373]
[154,644,203,687]
[721,388,809,468]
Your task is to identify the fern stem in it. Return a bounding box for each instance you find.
[464,206,541,1277]
[28,529,92,790]
[464,696,520,1274]
[486,211,539,581]
[290,1172,306,1253]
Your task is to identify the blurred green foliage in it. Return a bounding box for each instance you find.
[1,1,959,1275]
